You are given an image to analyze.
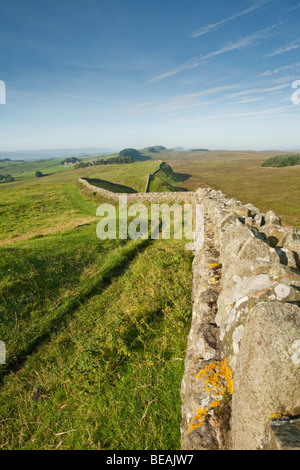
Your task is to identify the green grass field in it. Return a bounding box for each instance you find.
[0,146,299,449]
[0,160,193,449]
[0,158,160,193]
[0,159,161,244]
[0,232,192,449]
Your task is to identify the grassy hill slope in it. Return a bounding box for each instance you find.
[0,160,161,244]
[0,169,192,449]
[148,162,189,193]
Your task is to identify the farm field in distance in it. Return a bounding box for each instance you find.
[155,149,300,229]
[3,147,299,232]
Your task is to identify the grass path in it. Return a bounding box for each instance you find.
[62,182,99,217]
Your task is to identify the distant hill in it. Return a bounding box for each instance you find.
[262,154,300,167]
[119,148,150,161]
[144,146,167,153]
[168,147,209,152]
[119,148,141,159]
[0,148,116,161]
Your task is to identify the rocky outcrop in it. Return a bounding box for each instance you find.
[181,188,300,451]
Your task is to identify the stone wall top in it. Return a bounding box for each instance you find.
[181,186,300,451]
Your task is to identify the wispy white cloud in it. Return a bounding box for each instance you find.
[228,97,265,104]
[260,61,300,76]
[150,24,280,83]
[265,39,300,57]
[201,25,278,60]
[190,0,273,37]
[224,84,290,100]
[272,75,299,84]
[286,2,300,12]
[132,83,289,116]
[175,105,294,124]
[131,85,239,115]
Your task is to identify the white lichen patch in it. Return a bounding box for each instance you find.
[289,340,300,366]
[274,284,291,301]
[233,325,244,344]
[256,256,270,262]
[233,325,245,355]
[228,274,271,305]
[235,296,249,309]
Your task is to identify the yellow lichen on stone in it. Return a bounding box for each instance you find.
[206,263,222,269]
[187,358,234,435]
[270,413,281,419]
[187,408,208,434]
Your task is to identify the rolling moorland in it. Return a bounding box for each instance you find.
[0,146,299,449]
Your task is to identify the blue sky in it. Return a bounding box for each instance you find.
[0,0,300,151]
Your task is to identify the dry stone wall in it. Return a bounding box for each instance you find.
[145,162,163,193]
[79,177,300,450]
[78,177,194,203]
[181,188,300,451]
